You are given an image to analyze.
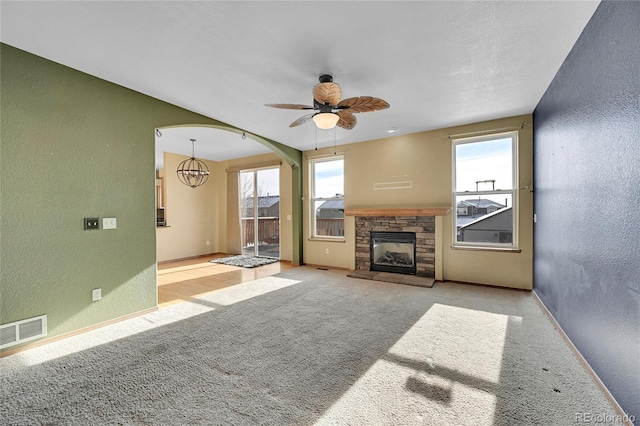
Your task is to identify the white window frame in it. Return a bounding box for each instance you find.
[309,155,344,240]
[452,131,518,249]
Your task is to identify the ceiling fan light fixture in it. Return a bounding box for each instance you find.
[313,112,340,129]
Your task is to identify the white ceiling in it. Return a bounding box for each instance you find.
[1,1,600,168]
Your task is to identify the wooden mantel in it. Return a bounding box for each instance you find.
[344,207,451,217]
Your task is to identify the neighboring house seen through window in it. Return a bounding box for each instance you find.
[310,156,344,238]
[452,132,517,248]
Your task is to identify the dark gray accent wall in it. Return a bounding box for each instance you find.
[533,1,640,421]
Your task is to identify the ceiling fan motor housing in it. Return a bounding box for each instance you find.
[265,74,389,130]
[314,100,335,112]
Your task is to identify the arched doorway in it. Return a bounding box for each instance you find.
[154,124,302,264]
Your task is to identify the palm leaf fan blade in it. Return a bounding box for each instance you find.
[265,103,315,110]
[337,96,390,113]
[336,111,357,130]
[289,114,314,127]
[313,82,342,105]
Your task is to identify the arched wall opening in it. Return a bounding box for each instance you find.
[154,124,302,265]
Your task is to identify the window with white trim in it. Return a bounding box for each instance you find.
[310,156,344,238]
[452,132,517,248]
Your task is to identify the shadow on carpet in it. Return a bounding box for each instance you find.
[209,255,278,268]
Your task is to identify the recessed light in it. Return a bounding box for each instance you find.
[386,127,398,133]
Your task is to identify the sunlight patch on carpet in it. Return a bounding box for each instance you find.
[2,276,300,370]
[198,276,301,306]
[209,255,278,268]
[388,304,517,384]
[317,359,497,425]
[2,301,216,370]
[318,304,518,425]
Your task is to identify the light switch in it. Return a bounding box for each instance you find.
[92,288,102,301]
[103,217,117,229]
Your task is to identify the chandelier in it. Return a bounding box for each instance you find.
[176,139,210,188]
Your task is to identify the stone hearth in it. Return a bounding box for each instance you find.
[347,270,435,288]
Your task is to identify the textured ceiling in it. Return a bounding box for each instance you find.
[0,1,600,167]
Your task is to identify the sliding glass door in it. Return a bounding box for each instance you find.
[239,167,280,258]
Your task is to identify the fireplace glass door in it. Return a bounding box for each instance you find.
[370,231,417,275]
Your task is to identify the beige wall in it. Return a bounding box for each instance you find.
[157,152,294,263]
[303,114,533,289]
[156,152,219,262]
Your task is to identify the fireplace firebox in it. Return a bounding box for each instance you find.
[370,231,417,275]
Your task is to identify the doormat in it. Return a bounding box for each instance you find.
[209,255,278,268]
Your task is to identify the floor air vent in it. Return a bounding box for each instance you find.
[0,315,47,349]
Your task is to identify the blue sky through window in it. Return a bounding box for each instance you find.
[455,137,513,192]
[314,158,344,198]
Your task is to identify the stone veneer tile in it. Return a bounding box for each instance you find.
[355,215,436,278]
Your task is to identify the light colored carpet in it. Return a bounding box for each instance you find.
[209,255,279,268]
[0,267,624,425]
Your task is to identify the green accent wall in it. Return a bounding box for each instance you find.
[0,43,302,349]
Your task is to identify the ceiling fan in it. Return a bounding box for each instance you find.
[265,75,390,130]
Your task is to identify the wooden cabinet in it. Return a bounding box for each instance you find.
[155,178,164,209]
[156,176,166,226]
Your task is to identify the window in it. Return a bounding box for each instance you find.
[452,132,517,248]
[310,156,344,238]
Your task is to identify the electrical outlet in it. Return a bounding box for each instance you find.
[325,248,330,254]
[84,218,99,230]
[92,288,102,301]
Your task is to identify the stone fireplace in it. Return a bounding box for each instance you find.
[346,207,450,281]
[354,215,436,278]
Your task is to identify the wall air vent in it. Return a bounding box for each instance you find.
[373,181,413,191]
[0,315,47,349]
